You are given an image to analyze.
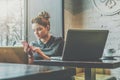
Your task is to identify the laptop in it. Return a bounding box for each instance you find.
[0,46,28,64]
[61,29,109,61]
[50,29,109,61]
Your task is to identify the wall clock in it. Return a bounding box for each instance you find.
[92,0,120,15]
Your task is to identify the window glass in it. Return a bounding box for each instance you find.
[0,0,24,46]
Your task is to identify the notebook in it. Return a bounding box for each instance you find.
[0,47,28,64]
[35,29,109,62]
[61,29,109,61]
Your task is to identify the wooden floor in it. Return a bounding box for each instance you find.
[75,73,117,80]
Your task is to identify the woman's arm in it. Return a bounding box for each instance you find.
[28,46,50,64]
[31,46,50,60]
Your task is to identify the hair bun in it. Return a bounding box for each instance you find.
[38,11,50,20]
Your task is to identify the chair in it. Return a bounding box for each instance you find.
[75,68,116,80]
[0,47,28,64]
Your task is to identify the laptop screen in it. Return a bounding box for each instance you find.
[62,29,109,61]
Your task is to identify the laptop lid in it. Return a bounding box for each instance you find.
[0,47,28,64]
[62,29,109,61]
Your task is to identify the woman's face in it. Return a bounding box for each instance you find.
[32,23,49,39]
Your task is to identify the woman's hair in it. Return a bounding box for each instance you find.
[31,11,50,27]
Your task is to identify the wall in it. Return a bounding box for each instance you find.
[64,0,120,79]
[27,0,63,42]
[64,0,120,56]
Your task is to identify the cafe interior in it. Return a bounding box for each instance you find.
[0,0,120,80]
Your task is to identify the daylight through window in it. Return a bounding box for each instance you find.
[0,0,25,46]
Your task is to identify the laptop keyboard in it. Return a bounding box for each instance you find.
[50,56,62,60]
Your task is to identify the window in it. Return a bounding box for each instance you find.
[0,0,25,46]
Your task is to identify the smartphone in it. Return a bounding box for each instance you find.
[22,41,30,48]
[22,41,33,56]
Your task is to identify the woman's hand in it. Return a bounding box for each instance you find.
[22,41,33,56]
[31,46,42,53]
[21,41,34,64]
[31,46,50,60]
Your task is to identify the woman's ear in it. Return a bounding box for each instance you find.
[46,25,50,31]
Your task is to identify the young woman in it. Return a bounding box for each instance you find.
[23,11,64,64]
